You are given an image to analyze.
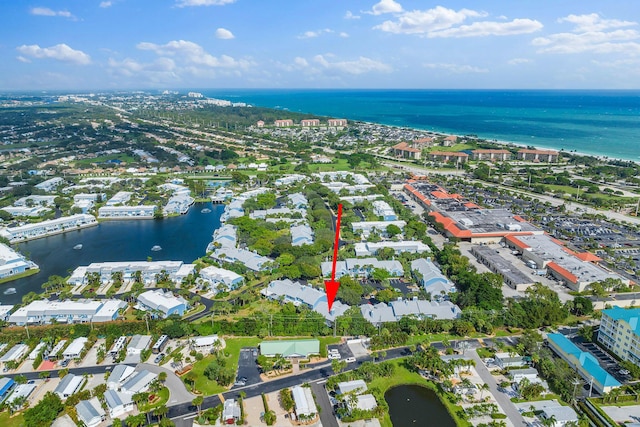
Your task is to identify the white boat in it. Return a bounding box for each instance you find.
[73,244,83,250]
[151,245,162,251]
[3,288,16,295]
[201,208,212,213]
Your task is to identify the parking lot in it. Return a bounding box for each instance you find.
[327,342,356,363]
[231,347,262,389]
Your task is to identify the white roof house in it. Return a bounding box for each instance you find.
[411,258,456,298]
[76,397,106,427]
[127,335,152,355]
[337,380,368,394]
[35,177,64,192]
[292,386,317,419]
[352,394,378,411]
[121,370,157,394]
[0,305,13,322]
[49,340,68,360]
[98,205,157,219]
[6,383,36,406]
[290,224,314,246]
[355,241,430,257]
[55,374,86,399]
[0,344,28,364]
[105,191,132,206]
[275,174,308,187]
[351,220,406,237]
[107,364,136,390]
[359,299,462,326]
[62,337,88,360]
[372,200,397,221]
[68,261,194,286]
[190,335,224,353]
[211,247,272,272]
[261,279,350,322]
[321,258,404,279]
[0,214,97,242]
[199,266,244,289]
[137,290,188,318]
[28,342,46,360]
[8,299,126,325]
[541,405,579,427]
[222,399,241,424]
[104,390,135,418]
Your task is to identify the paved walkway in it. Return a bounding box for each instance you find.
[469,349,527,427]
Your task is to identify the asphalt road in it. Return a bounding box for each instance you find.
[311,380,339,427]
[139,363,195,405]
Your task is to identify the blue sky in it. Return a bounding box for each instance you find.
[1,0,639,90]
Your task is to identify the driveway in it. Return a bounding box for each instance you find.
[311,380,339,427]
[139,363,195,405]
[469,349,527,427]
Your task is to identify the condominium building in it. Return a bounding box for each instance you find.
[68,260,195,286]
[0,214,97,242]
[136,290,188,318]
[598,307,640,365]
[98,205,157,218]
[8,299,126,325]
[0,243,38,280]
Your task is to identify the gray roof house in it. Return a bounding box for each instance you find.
[104,389,135,418]
[76,397,106,427]
[411,258,456,297]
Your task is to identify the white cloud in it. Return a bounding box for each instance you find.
[339,32,349,38]
[424,63,488,73]
[533,13,640,55]
[16,56,31,63]
[559,13,636,32]
[532,29,640,54]
[16,44,91,65]
[136,40,251,70]
[30,7,75,19]
[313,55,392,74]
[215,28,235,39]
[298,29,333,39]
[374,6,485,35]
[175,0,235,7]
[428,18,542,38]
[365,0,403,16]
[100,1,112,8]
[508,58,532,65]
[294,57,309,67]
[344,11,360,20]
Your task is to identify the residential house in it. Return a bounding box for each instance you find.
[76,397,106,427]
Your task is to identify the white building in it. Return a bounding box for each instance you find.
[1,206,49,217]
[0,243,38,280]
[28,342,46,360]
[222,399,241,424]
[199,266,244,291]
[190,335,223,353]
[351,220,406,238]
[76,397,106,427]
[35,177,64,192]
[120,370,157,394]
[98,205,157,218]
[355,241,430,257]
[372,200,397,221]
[68,260,195,287]
[8,299,127,325]
[0,214,97,242]
[104,390,135,418]
[55,374,86,399]
[292,385,317,419]
[105,191,132,206]
[109,337,128,357]
[62,337,88,360]
[290,224,314,246]
[49,340,68,360]
[137,290,188,318]
[337,380,368,394]
[107,364,136,390]
[0,344,28,365]
[0,305,13,322]
[275,174,308,187]
[127,335,152,355]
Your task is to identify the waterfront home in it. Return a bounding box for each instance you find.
[0,243,38,281]
[76,397,106,427]
[68,260,195,287]
[98,205,157,218]
[8,299,127,325]
[0,214,97,242]
[136,290,188,318]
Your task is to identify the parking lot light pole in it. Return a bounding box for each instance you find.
[589,376,594,398]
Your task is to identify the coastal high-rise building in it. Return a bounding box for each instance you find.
[598,307,640,365]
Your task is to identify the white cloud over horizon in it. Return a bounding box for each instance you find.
[30,7,75,19]
[215,28,235,39]
[366,0,403,16]
[175,0,235,7]
[16,44,91,65]
[424,63,489,73]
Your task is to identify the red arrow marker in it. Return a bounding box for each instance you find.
[325,203,343,312]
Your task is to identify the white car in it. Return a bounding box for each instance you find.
[328,353,341,360]
[345,357,356,363]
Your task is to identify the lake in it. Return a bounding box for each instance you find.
[385,384,456,427]
[3,202,224,304]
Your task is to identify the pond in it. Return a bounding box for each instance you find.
[385,384,456,427]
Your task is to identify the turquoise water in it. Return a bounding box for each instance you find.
[199,89,640,161]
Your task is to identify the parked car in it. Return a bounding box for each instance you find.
[60,359,69,368]
[154,353,165,364]
[328,353,341,360]
[345,357,356,363]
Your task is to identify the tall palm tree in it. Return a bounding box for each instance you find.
[192,396,204,417]
[154,404,168,422]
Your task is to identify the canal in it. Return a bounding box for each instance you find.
[385,384,456,427]
[3,202,224,304]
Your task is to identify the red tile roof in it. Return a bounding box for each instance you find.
[547,261,578,283]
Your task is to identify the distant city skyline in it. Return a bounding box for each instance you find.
[1,0,639,90]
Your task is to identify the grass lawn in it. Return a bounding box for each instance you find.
[369,359,471,427]
[0,269,39,285]
[182,303,206,319]
[191,337,262,395]
[0,411,24,427]
[138,387,170,412]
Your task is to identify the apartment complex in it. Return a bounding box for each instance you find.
[598,307,640,365]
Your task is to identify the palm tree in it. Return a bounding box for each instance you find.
[192,396,204,417]
[158,371,167,385]
[154,404,168,422]
[479,383,490,400]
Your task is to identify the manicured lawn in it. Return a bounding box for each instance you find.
[0,411,24,427]
[368,359,471,427]
[138,387,170,412]
[191,337,262,395]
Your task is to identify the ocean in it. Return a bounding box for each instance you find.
[197,89,640,161]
